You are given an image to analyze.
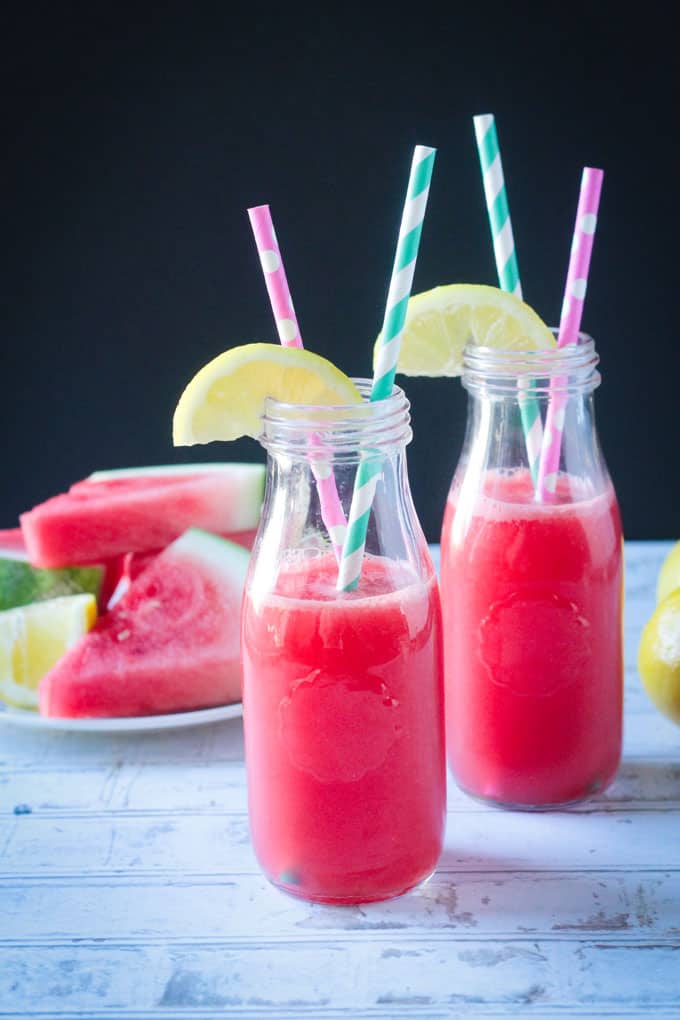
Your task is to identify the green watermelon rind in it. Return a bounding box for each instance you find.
[168,528,251,588]
[87,462,264,484]
[0,558,103,613]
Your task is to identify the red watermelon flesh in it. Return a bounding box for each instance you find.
[105,527,258,609]
[97,555,128,609]
[20,462,264,568]
[39,529,250,718]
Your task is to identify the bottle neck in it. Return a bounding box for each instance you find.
[261,379,412,465]
[251,379,433,587]
[455,334,611,499]
[461,332,600,399]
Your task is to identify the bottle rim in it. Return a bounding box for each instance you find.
[462,331,601,394]
[261,378,413,457]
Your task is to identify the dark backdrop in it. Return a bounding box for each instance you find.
[2,6,678,542]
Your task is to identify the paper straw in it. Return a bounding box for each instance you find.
[473,114,522,297]
[247,205,348,559]
[336,145,436,592]
[535,167,604,499]
[473,113,543,484]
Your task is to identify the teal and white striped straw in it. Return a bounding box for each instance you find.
[336,144,436,592]
[473,114,543,483]
[474,114,522,296]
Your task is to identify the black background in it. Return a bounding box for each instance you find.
[1,5,677,542]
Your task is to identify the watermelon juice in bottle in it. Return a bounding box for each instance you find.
[241,381,446,903]
[440,337,623,808]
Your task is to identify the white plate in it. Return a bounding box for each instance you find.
[0,701,243,733]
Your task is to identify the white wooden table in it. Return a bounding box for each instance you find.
[1,541,679,1019]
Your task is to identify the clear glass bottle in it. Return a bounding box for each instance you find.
[440,335,623,809]
[241,380,446,903]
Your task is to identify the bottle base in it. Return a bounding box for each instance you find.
[455,774,613,812]
[268,866,438,905]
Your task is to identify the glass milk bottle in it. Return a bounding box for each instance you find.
[440,336,623,809]
[241,381,446,903]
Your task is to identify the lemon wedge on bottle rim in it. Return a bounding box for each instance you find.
[376,283,557,377]
[173,343,363,446]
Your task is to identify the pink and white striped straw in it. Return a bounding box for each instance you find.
[247,205,348,559]
[248,206,303,348]
[535,167,604,500]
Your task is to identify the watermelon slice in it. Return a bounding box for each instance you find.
[20,462,265,568]
[39,529,249,718]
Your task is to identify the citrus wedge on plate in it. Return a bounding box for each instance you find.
[173,343,363,446]
[379,284,556,377]
[0,593,97,710]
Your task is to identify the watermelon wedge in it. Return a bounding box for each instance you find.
[20,462,265,568]
[39,529,249,718]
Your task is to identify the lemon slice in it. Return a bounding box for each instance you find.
[638,588,680,725]
[0,594,97,710]
[379,284,556,377]
[173,343,363,446]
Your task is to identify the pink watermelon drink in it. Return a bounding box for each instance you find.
[440,468,623,807]
[172,143,441,900]
[242,552,445,903]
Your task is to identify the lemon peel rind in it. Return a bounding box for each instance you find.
[378,284,556,379]
[172,343,363,448]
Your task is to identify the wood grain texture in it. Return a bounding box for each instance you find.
[0,540,679,1017]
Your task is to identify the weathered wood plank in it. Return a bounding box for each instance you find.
[1,939,679,1012]
[0,763,250,815]
[0,714,246,769]
[2,752,679,820]
[0,1009,459,1020]
[1,1010,677,1020]
[1,810,679,877]
[1,871,678,941]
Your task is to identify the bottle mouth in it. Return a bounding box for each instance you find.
[462,331,601,394]
[261,378,413,458]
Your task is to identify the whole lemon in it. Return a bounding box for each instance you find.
[657,539,680,603]
[638,588,680,725]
